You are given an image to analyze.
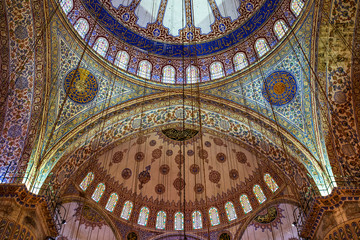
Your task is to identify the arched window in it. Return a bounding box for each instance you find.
[209,207,220,226]
[162,65,176,83]
[192,211,202,229]
[138,206,150,226]
[290,0,304,16]
[210,62,225,80]
[186,65,200,84]
[93,37,109,57]
[114,51,129,70]
[255,39,270,58]
[137,60,152,79]
[105,193,118,212]
[253,185,267,204]
[233,52,248,71]
[60,0,73,15]
[174,212,184,230]
[91,183,105,202]
[79,172,94,191]
[264,173,279,192]
[74,18,89,38]
[240,195,252,214]
[274,20,288,40]
[225,202,237,221]
[156,211,166,230]
[121,201,133,220]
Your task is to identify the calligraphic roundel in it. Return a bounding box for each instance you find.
[64,68,98,104]
[262,71,297,106]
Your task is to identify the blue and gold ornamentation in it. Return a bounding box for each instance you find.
[262,71,297,106]
[63,68,98,104]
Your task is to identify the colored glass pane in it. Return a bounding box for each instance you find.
[290,0,304,16]
[234,52,248,71]
[138,60,152,79]
[79,172,94,191]
[121,201,133,220]
[192,211,202,229]
[162,65,176,83]
[253,185,267,204]
[264,173,279,192]
[105,193,118,212]
[156,211,166,230]
[174,212,184,230]
[240,195,252,214]
[274,20,288,39]
[186,65,199,83]
[91,183,105,202]
[138,207,150,226]
[225,202,237,221]
[115,51,129,70]
[255,39,269,57]
[209,207,220,226]
[74,18,89,38]
[93,37,109,57]
[210,62,224,80]
[60,0,72,15]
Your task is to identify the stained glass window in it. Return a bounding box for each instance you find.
[156,211,166,230]
[138,206,150,226]
[255,39,270,58]
[138,60,152,79]
[265,175,280,194]
[253,185,267,204]
[234,52,248,71]
[79,172,94,191]
[240,195,252,214]
[105,193,118,212]
[186,65,200,84]
[60,0,73,15]
[174,212,184,230]
[225,202,237,221]
[192,211,202,229]
[290,0,304,16]
[91,183,105,202]
[74,18,89,38]
[210,62,225,80]
[209,207,220,226]
[162,65,176,83]
[93,37,109,57]
[274,20,288,40]
[114,51,129,70]
[121,201,133,220]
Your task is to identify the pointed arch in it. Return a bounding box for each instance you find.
[114,51,129,70]
[255,38,270,58]
[210,62,225,80]
[137,60,152,79]
[274,20,288,40]
[79,172,94,191]
[290,0,304,16]
[91,183,105,202]
[162,65,176,83]
[192,211,202,229]
[156,211,166,230]
[253,185,267,204]
[174,212,184,230]
[138,206,150,226]
[93,37,109,57]
[233,52,248,71]
[240,195,252,214]
[60,0,73,15]
[74,18,89,38]
[225,202,237,221]
[186,65,200,84]
[209,207,220,226]
[105,193,118,212]
[264,173,279,192]
[121,201,133,220]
